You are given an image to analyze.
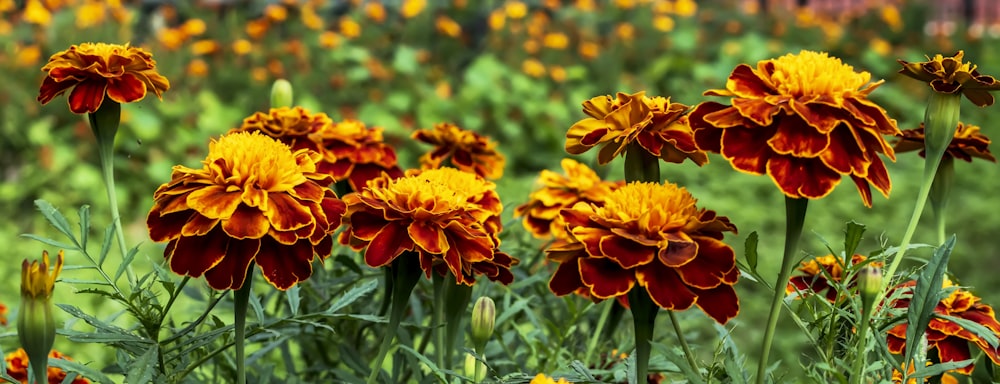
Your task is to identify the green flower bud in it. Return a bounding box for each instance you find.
[857,265,882,310]
[18,250,62,383]
[270,79,294,108]
[470,296,495,349]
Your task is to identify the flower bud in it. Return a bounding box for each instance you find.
[18,250,62,382]
[857,265,882,310]
[463,353,486,382]
[470,296,495,348]
[270,78,294,108]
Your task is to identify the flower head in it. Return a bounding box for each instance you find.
[146,132,346,290]
[340,168,516,285]
[38,42,170,114]
[231,107,404,191]
[529,374,572,384]
[893,122,996,163]
[5,348,91,384]
[689,50,900,207]
[514,158,624,240]
[566,92,708,166]
[898,51,1000,107]
[21,250,62,300]
[547,181,740,324]
[887,279,1000,374]
[785,254,880,302]
[412,123,506,180]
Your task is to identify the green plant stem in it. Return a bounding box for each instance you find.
[667,310,699,373]
[88,100,136,285]
[442,279,472,369]
[628,288,658,383]
[233,273,254,384]
[367,255,421,384]
[584,300,614,364]
[850,305,873,384]
[755,197,808,384]
[432,273,447,369]
[930,156,954,245]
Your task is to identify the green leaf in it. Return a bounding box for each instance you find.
[125,344,159,384]
[935,313,1000,348]
[569,360,598,381]
[652,342,706,384]
[78,205,90,248]
[325,278,378,315]
[98,226,114,268]
[910,359,975,380]
[114,244,140,283]
[391,45,419,75]
[398,345,447,383]
[904,235,956,367]
[286,285,301,316]
[843,221,866,258]
[34,200,79,246]
[744,231,759,272]
[49,358,116,384]
[248,290,265,324]
[20,234,76,250]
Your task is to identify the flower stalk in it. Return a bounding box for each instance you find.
[930,156,954,244]
[233,271,253,384]
[756,197,809,384]
[89,100,136,284]
[368,254,422,384]
[850,266,882,384]
[627,288,658,383]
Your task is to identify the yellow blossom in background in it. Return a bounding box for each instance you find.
[264,4,287,22]
[252,67,268,82]
[340,17,361,38]
[488,9,505,30]
[0,303,6,326]
[506,1,527,19]
[301,4,323,29]
[543,0,561,9]
[436,15,462,38]
[523,39,540,54]
[319,31,340,49]
[401,0,426,18]
[575,0,596,12]
[578,41,599,60]
[674,0,697,17]
[543,32,569,49]
[181,18,207,36]
[550,65,567,82]
[232,39,253,55]
[881,5,903,32]
[653,1,672,13]
[190,39,219,56]
[522,58,546,78]
[157,28,186,50]
[870,38,891,56]
[530,374,573,384]
[15,44,41,67]
[653,15,674,32]
[246,19,269,39]
[366,2,386,23]
[187,59,208,77]
[614,0,636,9]
[615,23,635,40]
[0,0,14,13]
[75,1,106,28]
[435,80,452,99]
[23,0,52,25]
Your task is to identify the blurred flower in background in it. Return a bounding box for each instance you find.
[515,158,623,241]
[413,122,506,180]
[894,122,996,163]
[5,348,91,384]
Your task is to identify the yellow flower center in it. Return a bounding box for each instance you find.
[598,182,698,229]
[206,132,307,192]
[767,50,872,97]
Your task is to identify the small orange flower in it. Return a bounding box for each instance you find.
[566,91,708,166]
[529,374,572,384]
[514,158,623,240]
[413,123,506,180]
[0,302,6,326]
[231,107,403,192]
[891,361,960,384]
[887,279,1000,375]
[548,182,740,324]
[147,132,346,290]
[38,43,170,114]
[689,50,900,207]
[435,15,462,38]
[339,168,517,285]
[898,51,1000,107]
[785,254,880,302]
[5,348,90,384]
[894,122,996,163]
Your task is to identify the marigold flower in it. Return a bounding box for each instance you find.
[689,50,900,207]
[898,51,1000,107]
[146,132,346,290]
[37,43,170,114]
[529,374,572,384]
[891,361,960,384]
[0,302,7,326]
[514,158,623,240]
[231,107,403,191]
[339,168,517,285]
[413,123,506,180]
[547,181,740,324]
[785,254,880,302]
[894,122,996,163]
[567,92,708,166]
[5,348,90,384]
[887,279,1000,374]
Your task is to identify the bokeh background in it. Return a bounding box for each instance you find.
[4,0,1000,379]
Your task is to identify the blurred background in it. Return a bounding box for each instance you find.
[3,0,1000,378]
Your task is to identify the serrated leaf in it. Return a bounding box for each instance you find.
[114,245,140,283]
[652,342,705,384]
[398,345,447,383]
[286,285,301,316]
[843,221,866,258]
[249,291,265,323]
[126,344,158,384]
[49,355,116,384]
[99,226,114,268]
[325,279,378,315]
[936,313,1000,348]
[904,236,956,367]
[744,231,759,271]
[58,278,112,286]
[34,200,78,246]
[20,234,77,250]
[78,205,90,248]
[910,359,975,380]
[569,360,598,381]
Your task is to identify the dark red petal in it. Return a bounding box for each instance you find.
[767,156,841,200]
[690,283,739,324]
[147,210,194,242]
[203,238,260,290]
[67,78,108,113]
[169,228,229,277]
[726,64,772,98]
[636,262,696,311]
[580,257,634,299]
[600,235,655,269]
[674,236,736,289]
[256,238,315,290]
[222,205,271,239]
[363,222,413,267]
[720,126,774,175]
[934,337,974,374]
[105,73,148,103]
[37,76,78,105]
[767,116,830,158]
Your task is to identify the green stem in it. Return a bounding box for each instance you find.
[88,100,136,285]
[367,255,422,384]
[624,142,660,183]
[755,197,808,384]
[233,272,254,384]
[584,300,614,364]
[930,156,954,245]
[30,361,46,384]
[667,310,699,373]
[849,305,873,384]
[432,273,447,369]
[628,288,659,383]
[442,278,472,369]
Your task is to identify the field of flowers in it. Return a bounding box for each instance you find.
[5,0,1000,383]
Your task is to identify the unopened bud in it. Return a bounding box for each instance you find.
[470,296,495,348]
[18,250,62,382]
[858,265,882,309]
[270,79,294,108]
